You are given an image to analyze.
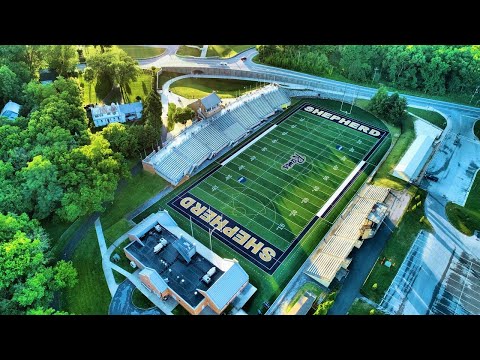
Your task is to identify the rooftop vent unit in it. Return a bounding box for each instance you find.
[206,267,216,277]
[202,275,211,285]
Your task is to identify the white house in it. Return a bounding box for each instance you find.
[0,100,21,121]
[91,101,143,128]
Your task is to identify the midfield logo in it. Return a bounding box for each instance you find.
[282,153,306,171]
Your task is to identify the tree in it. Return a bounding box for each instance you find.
[372,283,378,290]
[19,155,63,220]
[167,102,176,131]
[0,65,21,105]
[41,45,78,77]
[87,47,139,95]
[56,132,129,222]
[367,87,407,128]
[100,123,137,158]
[143,85,163,149]
[0,213,77,314]
[174,106,195,125]
[27,307,69,315]
[24,45,45,76]
[369,309,375,315]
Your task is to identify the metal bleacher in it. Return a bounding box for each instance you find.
[195,126,229,153]
[176,136,212,166]
[145,85,291,185]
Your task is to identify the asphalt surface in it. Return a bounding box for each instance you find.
[328,218,394,315]
[109,279,163,315]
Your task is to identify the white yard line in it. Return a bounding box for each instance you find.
[221,124,278,166]
[316,160,366,218]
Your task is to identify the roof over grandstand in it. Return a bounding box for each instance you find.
[201,92,221,110]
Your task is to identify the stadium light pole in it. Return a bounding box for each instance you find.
[189,215,194,237]
[469,85,479,104]
[340,87,347,112]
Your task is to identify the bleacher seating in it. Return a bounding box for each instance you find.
[195,126,229,153]
[176,136,212,165]
[145,85,291,185]
[154,151,192,185]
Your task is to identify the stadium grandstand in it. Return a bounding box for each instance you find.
[304,185,390,288]
[143,84,291,186]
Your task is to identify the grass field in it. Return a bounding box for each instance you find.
[122,72,152,103]
[361,187,432,303]
[131,288,155,309]
[61,167,168,314]
[157,71,183,89]
[475,120,480,140]
[170,78,261,99]
[177,46,201,57]
[185,108,383,252]
[446,170,480,236]
[206,45,254,58]
[348,298,384,315]
[117,45,165,59]
[408,107,447,129]
[133,98,391,313]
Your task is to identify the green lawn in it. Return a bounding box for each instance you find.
[61,168,168,314]
[176,46,201,57]
[348,298,384,315]
[63,227,111,314]
[122,72,152,103]
[132,98,391,314]
[117,45,165,59]
[170,78,260,99]
[157,71,183,89]
[206,45,254,58]
[361,188,432,303]
[131,288,155,309]
[446,170,480,236]
[408,107,447,129]
[474,120,480,140]
[42,217,87,259]
[104,219,131,247]
[287,282,324,313]
[172,305,191,315]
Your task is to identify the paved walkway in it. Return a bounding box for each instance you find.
[109,279,163,315]
[94,218,118,297]
[125,186,173,222]
[201,45,208,58]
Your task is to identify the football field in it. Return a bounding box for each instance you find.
[168,102,389,274]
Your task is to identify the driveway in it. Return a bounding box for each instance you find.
[424,110,480,206]
[109,279,163,315]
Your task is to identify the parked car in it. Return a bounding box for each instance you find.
[425,173,439,182]
[220,62,228,66]
[241,56,247,61]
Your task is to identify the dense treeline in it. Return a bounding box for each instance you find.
[0,213,77,314]
[257,45,480,97]
[0,45,164,314]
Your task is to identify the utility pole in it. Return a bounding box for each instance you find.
[470,85,479,104]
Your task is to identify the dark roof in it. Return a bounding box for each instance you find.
[39,69,58,83]
[200,92,221,110]
[125,228,224,308]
